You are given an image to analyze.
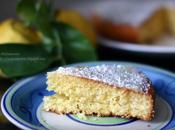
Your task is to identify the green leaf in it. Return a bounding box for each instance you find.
[0,44,56,78]
[56,22,97,63]
[17,0,53,26]
[16,0,97,65]
[17,0,58,53]
[16,0,37,25]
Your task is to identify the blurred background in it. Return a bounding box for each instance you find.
[1,0,175,129]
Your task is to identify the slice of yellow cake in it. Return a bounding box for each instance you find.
[43,65,155,121]
[92,2,175,44]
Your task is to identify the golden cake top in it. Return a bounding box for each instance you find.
[56,65,151,93]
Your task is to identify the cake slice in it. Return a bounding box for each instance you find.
[43,65,155,121]
[91,2,175,43]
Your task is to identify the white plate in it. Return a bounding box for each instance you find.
[99,37,175,53]
[1,61,175,130]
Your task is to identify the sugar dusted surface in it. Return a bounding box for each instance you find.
[56,65,151,93]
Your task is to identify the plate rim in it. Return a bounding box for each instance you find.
[2,61,175,130]
[1,76,43,130]
[99,37,175,53]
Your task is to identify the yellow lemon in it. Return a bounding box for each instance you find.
[0,19,41,44]
[56,10,97,46]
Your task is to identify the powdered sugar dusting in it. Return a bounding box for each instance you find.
[56,65,151,93]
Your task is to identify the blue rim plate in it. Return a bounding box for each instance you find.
[1,61,175,130]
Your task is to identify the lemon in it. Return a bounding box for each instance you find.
[56,10,96,46]
[0,19,41,44]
